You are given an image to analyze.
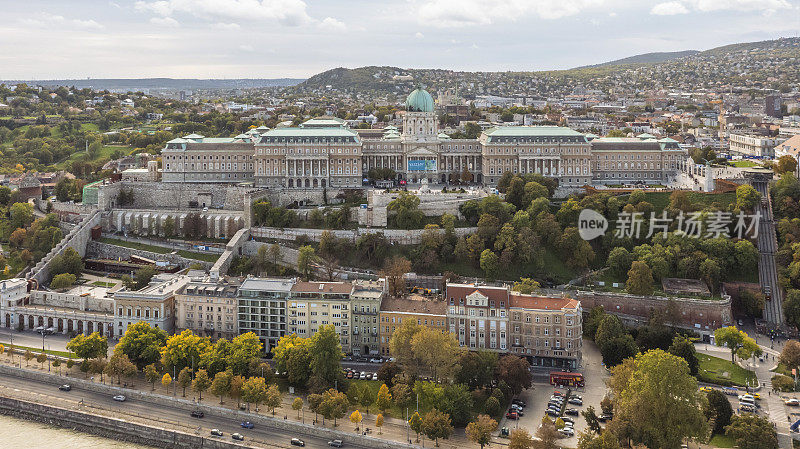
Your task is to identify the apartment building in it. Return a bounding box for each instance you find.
[351,280,385,356]
[378,296,448,356]
[161,133,257,183]
[175,274,239,340]
[288,282,353,353]
[508,293,582,369]
[729,133,783,158]
[445,284,509,352]
[590,136,688,185]
[113,274,190,336]
[237,277,292,352]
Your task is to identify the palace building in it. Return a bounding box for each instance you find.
[159,86,687,190]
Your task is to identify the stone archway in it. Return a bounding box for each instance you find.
[304,179,310,188]
[288,179,294,188]
[57,318,63,333]
[27,315,34,329]
[67,320,73,333]
[87,321,94,334]
[47,317,53,328]
[97,322,103,337]
[37,316,44,327]
[77,321,84,335]
[4,314,9,328]
[313,179,318,188]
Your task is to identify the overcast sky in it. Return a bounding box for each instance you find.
[1,0,799,79]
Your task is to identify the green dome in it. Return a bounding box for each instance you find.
[405,86,434,112]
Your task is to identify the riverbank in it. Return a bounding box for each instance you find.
[0,413,153,449]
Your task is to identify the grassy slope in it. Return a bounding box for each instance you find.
[697,353,757,387]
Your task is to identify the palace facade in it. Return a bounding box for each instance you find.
[159,87,687,189]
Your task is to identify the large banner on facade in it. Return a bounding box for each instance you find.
[408,159,437,171]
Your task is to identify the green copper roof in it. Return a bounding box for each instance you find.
[636,133,655,139]
[406,86,434,113]
[261,127,360,140]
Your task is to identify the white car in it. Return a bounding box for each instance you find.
[738,394,754,402]
[559,427,575,437]
[369,358,383,363]
[113,395,126,402]
[786,398,800,406]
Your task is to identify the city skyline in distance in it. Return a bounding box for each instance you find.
[1,0,799,79]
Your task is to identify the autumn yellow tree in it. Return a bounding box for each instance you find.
[161,373,172,394]
[350,410,363,431]
[376,414,384,434]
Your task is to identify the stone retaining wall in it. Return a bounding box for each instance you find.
[0,364,417,449]
[86,241,214,270]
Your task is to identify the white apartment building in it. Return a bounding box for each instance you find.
[288,281,353,353]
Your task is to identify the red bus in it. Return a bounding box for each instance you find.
[550,371,585,388]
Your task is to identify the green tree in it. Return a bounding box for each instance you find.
[705,389,733,435]
[626,261,654,295]
[50,273,76,289]
[211,370,232,404]
[511,278,540,294]
[9,203,34,230]
[725,414,778,449]
[455,350,498,390]
[192,368,211,400]
[105,352,136,385]
[297,245,317,280]
[495,355,531,396]
[577,430,622,449]
[359,383,375,415]
[479,249,499,280]
[264,384,282,416]
[668,336,699,376]
[241,376,268,411]
[714,326,761,362]
[49,247,83,278]
[292,397,304,418]
[736,184,761,211]
[115,321,167,369]
[319,388,349,426]
[177,367,192,397]
[144,363,160,390]
[607,247,634,279]
[608,350,707,449]
[409,411,423,442]
[228,332,263,376]
[66,332,108,360]
[387,191,425,229]
[466,414,497,449]
[421,408,453,447]
[160,329,213,374]
[310,324,344,387]
[582,406,603,434]
[779,339,800,372]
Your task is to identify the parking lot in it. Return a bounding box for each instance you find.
[500,340,610,447]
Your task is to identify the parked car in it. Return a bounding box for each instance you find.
[505,411,519,420]
[359,372,366,380]
[113,395,126,402]
[509,408,524,417]
[346,371,354,379]
[59,385,71,391]
[328,440,343,448]
[571,394,583,401]
[568,398,583,406]
[369,358,383,363]
[598,414,613,422]
[561,416,574,425]
[565,408,579,416]
[546,409,559,417]
[291,438,306,446]
[738,394,755,402]
[559,427,575,437]
[512,399,527,408]
[232,433,244,441]
[552,390,563,396]
[211,429,223,436]
[510,404,523,411]
[191,410,205,418]
[786,398,800,406]
[241,421,254,429]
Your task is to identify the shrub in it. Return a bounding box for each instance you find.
[771,374,795,392]
[50,273,76,289]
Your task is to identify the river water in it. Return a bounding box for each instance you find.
[0,413,155,448]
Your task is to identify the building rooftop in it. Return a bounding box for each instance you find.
[508,293,580,310]
[446,283,510,304]
[259,127,359,138]
[380,296,447,315]
[291,281,353,294]
[485,126,585,138]
[239,276,295,292]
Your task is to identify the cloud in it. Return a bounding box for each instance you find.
[212,22,241,30]
[239,44,255,52]
[19,14,104,30]
[415,32,424,39]
[319,17,346,31]
[414,0,605,27]
[651,1,689,15]
[134,0,313,26]
[150,16,180,26]
[651,0,791,15]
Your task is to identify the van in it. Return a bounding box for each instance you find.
[740,403,756,413]
[739,398,755,407]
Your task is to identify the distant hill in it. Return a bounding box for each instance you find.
[576,50,700,69]
[292,37,800,97]
[1,78,305,91]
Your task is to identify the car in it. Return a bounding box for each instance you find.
[571,394,583,401]
[509,408,524,417]
[359,372,366,380]
[699,386,713,393]
[113,395,126,402]
[548,403,561,410]
[211,429,223,437]
[552,390,563,396]
[753,393,761,400]
[598,414,613,422]
[232,433,244,441]
[738,394,754,402]
[511,404,523,411]
[291,438,305,446]
[191,410,205,418]
[737,319,744,327]
[59,384,71,391]
[505,411,519,420]
[328,440,343,448]
[568,398,583,406]
[369,358,383,363]
[546,409,560,417]
[561,416,574,425]
[512,399,527,407]
[565,408,579,416]
[786,398,800,406]
[550,395,564,401]
[559,428,575,437]
[346,371,354,379]
[241,421,254,429]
